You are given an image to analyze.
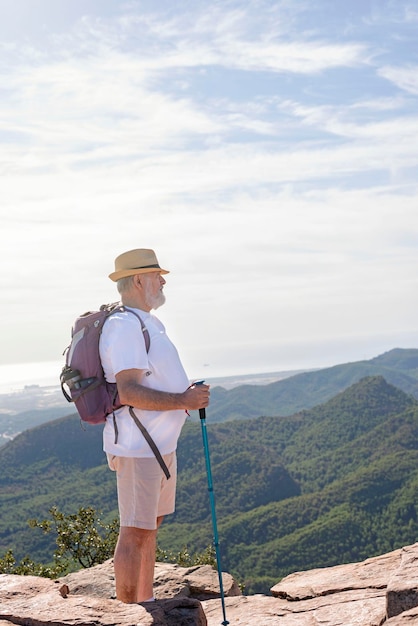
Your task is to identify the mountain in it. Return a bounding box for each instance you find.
[206,348,418,421]
[2,373,418,594]
[0,385,74,446]
[163,376,418,588]
[1,349,418,445]
[0,407,72,446]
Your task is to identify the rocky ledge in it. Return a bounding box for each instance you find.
[2,543,418,625]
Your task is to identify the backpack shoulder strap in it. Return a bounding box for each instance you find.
[104,303,150,353]
[123,307,151,353]
[129,407,171,480]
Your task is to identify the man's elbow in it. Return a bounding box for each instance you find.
[115,369,147,407]
[116,381,136,406]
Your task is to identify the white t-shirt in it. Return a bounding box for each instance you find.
[99,306,189,457]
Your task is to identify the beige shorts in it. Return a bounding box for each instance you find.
[107,452,177,530]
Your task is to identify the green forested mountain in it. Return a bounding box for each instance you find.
[1,372,418,595]
[207,347,418,421]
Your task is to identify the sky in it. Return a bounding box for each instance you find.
[0,0,417,389]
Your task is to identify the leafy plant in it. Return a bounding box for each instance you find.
[157,543,216,568]
[28,505,119,571]
[0,549,64,577]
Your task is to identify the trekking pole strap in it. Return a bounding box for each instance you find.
[128,407,171,480]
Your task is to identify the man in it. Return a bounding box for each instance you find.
[99,248,210,604]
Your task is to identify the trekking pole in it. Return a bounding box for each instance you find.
[196,381,229,625]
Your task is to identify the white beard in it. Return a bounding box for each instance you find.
[145,287,166,310]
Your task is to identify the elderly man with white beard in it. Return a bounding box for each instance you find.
[99,248,210,604]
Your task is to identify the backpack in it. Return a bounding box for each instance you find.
[60,302,150,423]
[60,302,170,479]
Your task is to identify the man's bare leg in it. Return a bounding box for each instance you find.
[136,516,164,601]
[114,516,164,603]
[114,526,157,603]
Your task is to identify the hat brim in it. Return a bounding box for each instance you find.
[109,267,169,282]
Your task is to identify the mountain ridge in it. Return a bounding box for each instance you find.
[207,347,418,421]
[1,348,418,444]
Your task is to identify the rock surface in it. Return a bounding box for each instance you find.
[2,544,418,625]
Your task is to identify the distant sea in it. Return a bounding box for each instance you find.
[0,361,64,394]
[202,369,310,390]
[0,360,309,395]
[0,361,312,417]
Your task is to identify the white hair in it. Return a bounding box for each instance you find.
[116,275,136,294]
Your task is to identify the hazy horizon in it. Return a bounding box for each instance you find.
[1,341,417,396]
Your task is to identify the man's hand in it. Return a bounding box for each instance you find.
[182,383,210,410]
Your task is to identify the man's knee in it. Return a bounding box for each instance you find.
[119,525,156,546]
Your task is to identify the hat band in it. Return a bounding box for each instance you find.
[131,264,161,270]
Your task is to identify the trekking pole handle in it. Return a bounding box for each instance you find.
[192,380,206,420]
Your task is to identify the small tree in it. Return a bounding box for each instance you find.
[29,506,119,572]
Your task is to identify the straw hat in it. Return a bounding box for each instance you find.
[109,249,169,281]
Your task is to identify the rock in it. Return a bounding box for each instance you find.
[154,563,241,600]
[205,544,418,625]
[387,543,418,619]
[0,571,207,626]
[58,559,241,601]
[0,560,235,626]
[58,583,70,598]
[386,606,418,624]
[204,589,388,625]
[271,545,402,599]
[3,545,418,625]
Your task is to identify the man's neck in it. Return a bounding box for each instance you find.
[121,296,151,313]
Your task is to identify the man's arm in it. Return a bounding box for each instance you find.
[116,369,210,411]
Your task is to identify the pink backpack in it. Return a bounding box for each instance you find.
[60,303,150,424]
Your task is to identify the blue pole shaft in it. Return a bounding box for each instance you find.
[199,408,229,626]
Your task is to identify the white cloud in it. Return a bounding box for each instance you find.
[0,0,417,378]
[378,64,418,95]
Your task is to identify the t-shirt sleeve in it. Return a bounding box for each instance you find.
[99,314,149,381]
